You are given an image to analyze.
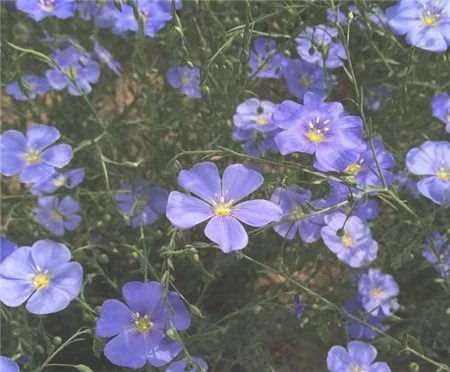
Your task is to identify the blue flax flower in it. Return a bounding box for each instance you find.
[0,240,83,314]
[16,0,76,21]
[327,341,391,372]
[270,186,326,243]
[423,232,450,277]
[431,93,450,132]
[386,0,450,52]
[232,127,280,157]
[46,46,100,96]
[296,25,347,69]
[166,162,282,253]
[0,236,16,263]
[167,357,208,372]
[248,37,284,79]
[343,296,387,340]
[35,196,81,236]
[0,356,19,372]
[358,268,399,316]
[0,124,73,184]
[166,66,202,98]
[93,40,122,75]
[5,74,50,101]
[30,168,85,195]
[281,58,326,101]
[115,181,169,228]
[274,92,364,168]
[406,140,450,206]
[96,281,190,369]
[321,212,378,268]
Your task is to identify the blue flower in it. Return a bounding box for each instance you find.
[115,181,169,228]
[0,236,16,263]
[166,66,202,98]
[0,124,73,184]
[5,74,50,101]
[166,357,208,372]
[93,40,122,76]
[270,186,325,243]
[327,341,391,372]
[295,25,347,69]
[35,195,81,236]
[326,8,348,25]
[16,0,76,21]
[0,240,83,314]
[30,168,85,195]
[0,356,19,372]
[46,46,100,96]
[96,281,190,369]
[166,162,282,253]
[386,0,450,52]
[406,140,450,206]
[358,268,399,316]
[274,92,364,167]
[321,212,378,268]
[281,58,326,101]
[232,127,280,157]
[233,98,278,132]
[248,37,284,79]
[423,232,450,277]
[431,93,450,132]
[343,296,387,340]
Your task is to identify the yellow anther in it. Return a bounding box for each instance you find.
[135,315,153,333]
[306,130,324,144]
[24,151,41,164]
[256,115,269,126]
[341,233,353,247]
[345,163,362,176]
[436,168,449,181]
[214,203,232,217]
[33,273,50,289]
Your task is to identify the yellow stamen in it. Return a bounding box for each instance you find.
[423,14,438,26]
[306,130,324,144]
[33,273,50,289]
[65,66,78,80]
[290,207,304,220]
[53,175,66,187]
[51,210,64,222]
[436,168,449,181]
[341,233,353,247]
[135,315,153,333]
[256,115,269,126]
[371,287,383,299]
[214,203,232,217]
[345,163,362,176]
[24,151,41,164]
[181,75,191,86]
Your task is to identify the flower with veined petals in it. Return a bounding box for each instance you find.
[35,196,81,236]
[0,240,83,314]
[166,66,202,98]
[166,162,282,253]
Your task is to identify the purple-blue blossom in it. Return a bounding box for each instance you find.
[358,268,400,316]
[0,236,16,263]
[16,0,76,21]
[406,141,450,206]
[166,66,202,99]
[96,281,190,369]
[248,37,284,79]
[326,8,348,25]
[386,0,450,52]
[30,168,85,195]
[281,58,326,101]
[0,356,19,372]
[0,124,73,184]
[423,232,450,277]
[166,162,282,253]
[233,98,278,132]
[327,341,391,372]
[232,128,280,157]
[295,25,347,69]
[46,46,100,96]
[431,93,450,132]
[5,74,50,101]
[321,212,378,268]
[35,195,81,236]
[0,240,83,314]
[166,357,208,372]
[274,92,364,168]
[93,40,122,75]
[115,181,169,228]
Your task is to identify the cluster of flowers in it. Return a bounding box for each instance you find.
[0,124,84,236]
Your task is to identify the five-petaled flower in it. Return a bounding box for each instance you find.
[166,66,202,98]
[0,124,73,184]
[166,162,282,253]
[248,37,284,79]
[0,240,83,314]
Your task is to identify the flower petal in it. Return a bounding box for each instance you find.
[167,292,191,331]
[221,164,263,202]
[369,362,392,372]
[0,155,24,176]
[20,163,56,184]
[26,285,74,314]
[0,130,26,152]
[26,125,60,151]
[204,216,248,253]
[232,200,282,227]
[122,281,162,315]
[0,277,34,307]
[51,262,83,299]
[42,144,73,167]
[96,299,133,338]
[166,192,213,229]
[326,345,350,372]
[146,338,182,367]
[31,240,71,271]
[348,341,377,365]
[0,246,35,279]
[104,331,147,369]
[177,162,221,203]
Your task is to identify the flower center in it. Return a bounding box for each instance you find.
[256,115,269,126]
[39,0,54,12]
[305,117,330,144]
[436,167,449,181]
[345,163,362,176]
[371,287,383,299]
[351,366,367,372]
[24,150,41,164]
[214,202,232,217]
[53,175,66,187]
[181,75,191,86]
[422,9,439,26]
[341,233,353,247]
[134,314,153,333]
[65,66,78,80]
[306,130,324,144]
[300,77,311,87]
[33,272,50,289]
[290,207,304,220]
[51,210,64,222]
